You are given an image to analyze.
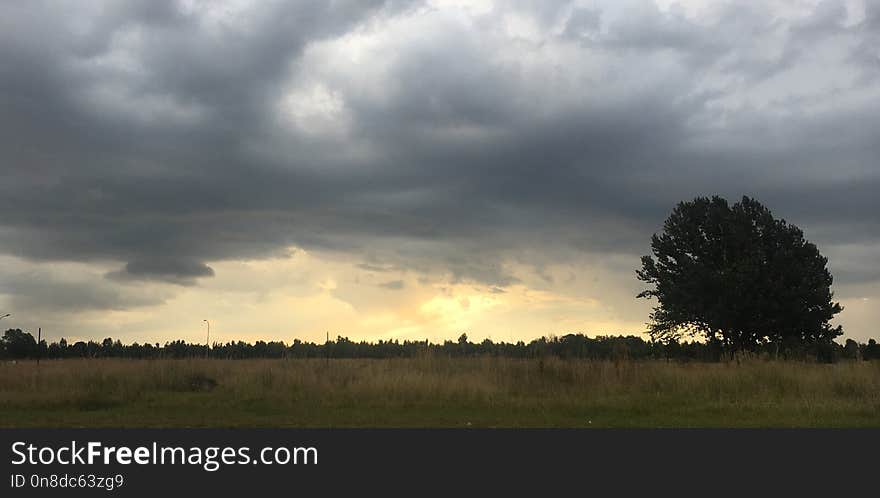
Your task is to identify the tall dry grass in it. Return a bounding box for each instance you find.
[1,357,878,427]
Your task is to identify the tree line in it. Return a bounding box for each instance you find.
[2,328,878,362]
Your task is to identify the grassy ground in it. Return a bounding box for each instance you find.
[1,357,878,427]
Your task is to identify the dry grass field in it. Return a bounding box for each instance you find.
[1,357,879,427]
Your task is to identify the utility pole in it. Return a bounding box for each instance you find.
[203,320,210,359]
[37,327,41,366]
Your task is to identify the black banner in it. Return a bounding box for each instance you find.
[2,429,877,496]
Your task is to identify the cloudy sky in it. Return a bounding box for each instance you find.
[1,0,878,345]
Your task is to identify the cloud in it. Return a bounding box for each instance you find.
[107,258,216,285]
[379,280,405,290]
[0,257,169,313]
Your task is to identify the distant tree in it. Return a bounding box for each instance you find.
[843,339,861,361]
[637,196,843,356]
[2,329,38,358]
[862,339,880,361]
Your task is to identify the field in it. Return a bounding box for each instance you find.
[1,357,879,427]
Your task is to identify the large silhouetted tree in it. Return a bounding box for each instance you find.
[1,329,38,358]
[636,196,843,356]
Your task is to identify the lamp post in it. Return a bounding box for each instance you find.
[1,314,11,348]
[203,319,210,358]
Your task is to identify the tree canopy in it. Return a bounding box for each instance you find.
[1,328,40,358]
[636,196,843,355]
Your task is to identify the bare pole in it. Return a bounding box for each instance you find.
[1,314,11,360]
[203,319,210,359]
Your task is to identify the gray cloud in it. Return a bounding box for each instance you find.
[1,0,878,310]
[108,258,215,285]
[378,280,405,290]
[0,265,167,313]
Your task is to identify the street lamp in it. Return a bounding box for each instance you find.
[203,319,210,358]
[0,313,10,320]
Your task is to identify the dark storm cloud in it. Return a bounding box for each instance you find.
[1,0,878,303]
[0,0,402,281]
[107,258,215,285]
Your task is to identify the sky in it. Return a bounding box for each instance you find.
[1,0,878,345]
